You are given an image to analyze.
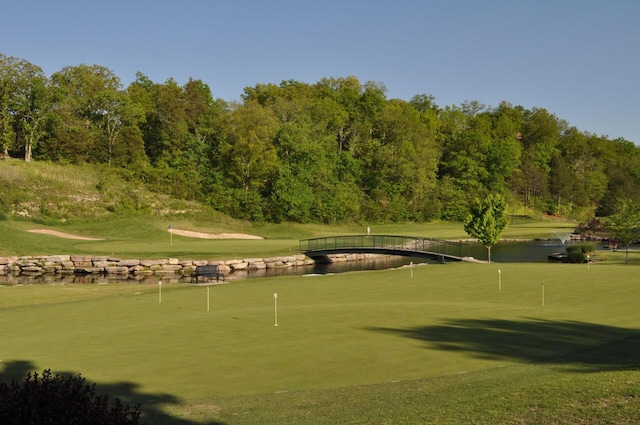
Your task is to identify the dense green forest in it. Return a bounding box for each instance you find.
[2,52,639,223]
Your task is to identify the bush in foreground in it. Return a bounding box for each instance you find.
[0,369,143,425]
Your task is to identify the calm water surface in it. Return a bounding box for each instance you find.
[0,239,608,285]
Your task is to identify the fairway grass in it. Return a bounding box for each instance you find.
[2,261,640,424]
[0,215,576,258]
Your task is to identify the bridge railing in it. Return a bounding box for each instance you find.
[299,235,468,259]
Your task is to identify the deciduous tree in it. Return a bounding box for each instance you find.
[49,64,125,163]
[607,198,640,264]
[0,54,50,161]
[463,193,509,263]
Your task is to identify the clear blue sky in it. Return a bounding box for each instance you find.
[3,0,639,143]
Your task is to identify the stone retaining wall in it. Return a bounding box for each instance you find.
[0,253,383,280]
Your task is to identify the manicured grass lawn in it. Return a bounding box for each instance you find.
[2,260,639,424]
[0,216,576,259]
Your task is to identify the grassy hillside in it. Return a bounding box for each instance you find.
[0,159,578,259]
[0,159,261,257]
[0,158,228,222]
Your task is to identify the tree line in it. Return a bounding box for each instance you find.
[2,52,639,223]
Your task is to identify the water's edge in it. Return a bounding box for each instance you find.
[0,252,398,285]
[0,238,600,285]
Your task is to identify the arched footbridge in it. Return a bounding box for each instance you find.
[299,235,471,263]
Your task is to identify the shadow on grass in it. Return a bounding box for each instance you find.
[0,360,226,425]
[367,318,640,372]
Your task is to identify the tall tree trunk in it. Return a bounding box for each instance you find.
[25,141,32,162]
[626,243,629,264]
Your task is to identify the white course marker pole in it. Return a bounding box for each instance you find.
[159,280,162,304]
[207,287,210,312]
[498,269,502,291]
[587,254,590,270]
[410,261,413,278]
[273,293,278,327]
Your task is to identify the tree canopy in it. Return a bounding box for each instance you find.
[463,194,509,263]
[607,198,640,263]
[1,53,639,224]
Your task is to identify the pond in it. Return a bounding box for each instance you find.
[0,239,608,285]
[466,239,576,263]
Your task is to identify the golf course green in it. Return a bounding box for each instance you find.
[2,256,639,424]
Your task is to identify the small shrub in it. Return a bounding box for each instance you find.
[565,243,596,263]
[0,369,143,425]
[567,242,596,254]
[566,249,586,263]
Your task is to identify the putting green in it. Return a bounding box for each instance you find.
[1,261,639,423]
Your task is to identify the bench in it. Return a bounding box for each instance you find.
[192,265,224,283]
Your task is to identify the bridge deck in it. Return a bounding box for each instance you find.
[299,235,469,263]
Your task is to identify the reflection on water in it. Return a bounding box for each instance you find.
[238,255,424,279]
[0,240,609,285]
[467,239,569,263]
[0,273,158,286]
[0,256,424,285]
[467,239,608,263]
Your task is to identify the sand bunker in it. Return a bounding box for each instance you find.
[27,228,263,241]
[169,229,263,240]
[28,229,105,241]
